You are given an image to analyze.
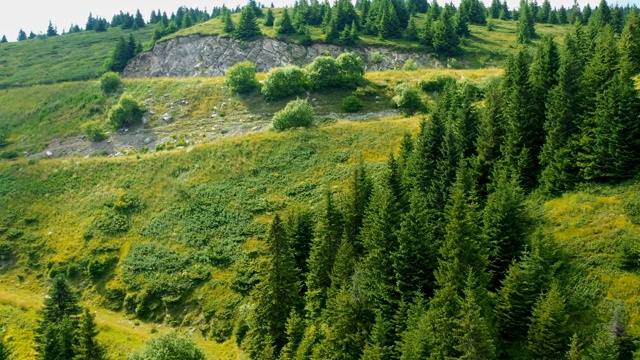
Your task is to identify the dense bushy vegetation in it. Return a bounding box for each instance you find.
[272,99,315,130]
[108,94,145,128]
[225,61,260,94]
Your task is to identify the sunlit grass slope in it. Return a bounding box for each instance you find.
[0,68,502,158]
[0,114,419,359]
[0,25,155,88]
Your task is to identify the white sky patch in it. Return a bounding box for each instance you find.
[0,0,631,42]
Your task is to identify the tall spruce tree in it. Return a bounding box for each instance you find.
[276,8,296,34]
[35,276,82,360]
[234,5,262,41]
[223,9,235,33]
[539,37,582,194]
[472,78,505,201]
[287,210,315,296]
[73,309,107,360]
[526,35,560,184]
[305,191,344,318]
[264,8,275,26]
[454,273,496,360]
[483,166,527,291]
[17,29,27,41]
[618,9,640,75]
[495,242,554,339]
[431,6,461,56]
[46,20,58,36]
[528,283,569,359]
[516,0,536,43]
[500,46,538,189]
[344,159,373,256]
[584,326,619,360]
[244,214,300,359]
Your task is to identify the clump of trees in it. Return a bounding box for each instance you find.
[107,34,142,73]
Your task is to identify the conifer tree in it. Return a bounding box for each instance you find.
[405,16,418,41]
[279,311,305,360]
[567,333,583,360]
[528,283,569,359]
[378,4,401,39]
[73,309,107,360]
[222,11,234,33]
[360,174,402,313]
[421,282,460,359]
[0,36,6,43]
[539,39,582,194]
[578,55,640,181]
[234,5,262,41]
[276,8,296,34]
[17,29,27,41]
[483,167,527,290]
[618,9,640,74]
[454,273,496,360]
[35,276,82,360]
[528,35,560,175]
[490,0,501,18]
[431,7,460,56]
[305,192,344,318]
[495,242,554,339]
[454,10,470,38]
[436,164,488,292]
[244,214,300,359]
[264,8,275,26]
[325,15,340,42]
[135,10,146,28]
[47,20,58,36]
[500,46,538,189]
[344,159,372,256]
[287,210,314,295]
[516,0,536,43]
[472,79,505,200]
[340,21,358,44]
[539,0,551,23]
[394,188,437,301]
[321,271,374,360]
[182,13,193,28]
[584,327,618,360]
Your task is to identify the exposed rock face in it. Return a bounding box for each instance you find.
[123,35,438,78]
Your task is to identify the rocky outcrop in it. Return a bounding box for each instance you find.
[123,35,438,78]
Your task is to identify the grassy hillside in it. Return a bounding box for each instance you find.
[0,68,502,159]
[0,26,155,88]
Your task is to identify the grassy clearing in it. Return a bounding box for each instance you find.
[0,26,155,89]
[0,68,500,159]
[0,113,419,358]
[542,180,640,335]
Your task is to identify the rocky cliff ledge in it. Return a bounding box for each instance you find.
[123,35,437,78]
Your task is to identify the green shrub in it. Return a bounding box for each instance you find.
[342,95,363,112]
[419,75,456,93]
[393,83,425,116]
[93,209,130,235]
[83,121,106,142]
[128,332,206,360]
[100,72,123,94]
[401,58,419,71]
[108,94,144,129]
[261,65,309,100]
[86,255,118,280]
[272,99,315,130]
[225,61,260,94]
[336,52,365,88]
[306,56,342,90]
[0,125,8,147]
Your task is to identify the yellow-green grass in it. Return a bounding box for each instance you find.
[0,26,156,89]
[0,114,419,358]
[0,68,499,159]
[543,182,640,335]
